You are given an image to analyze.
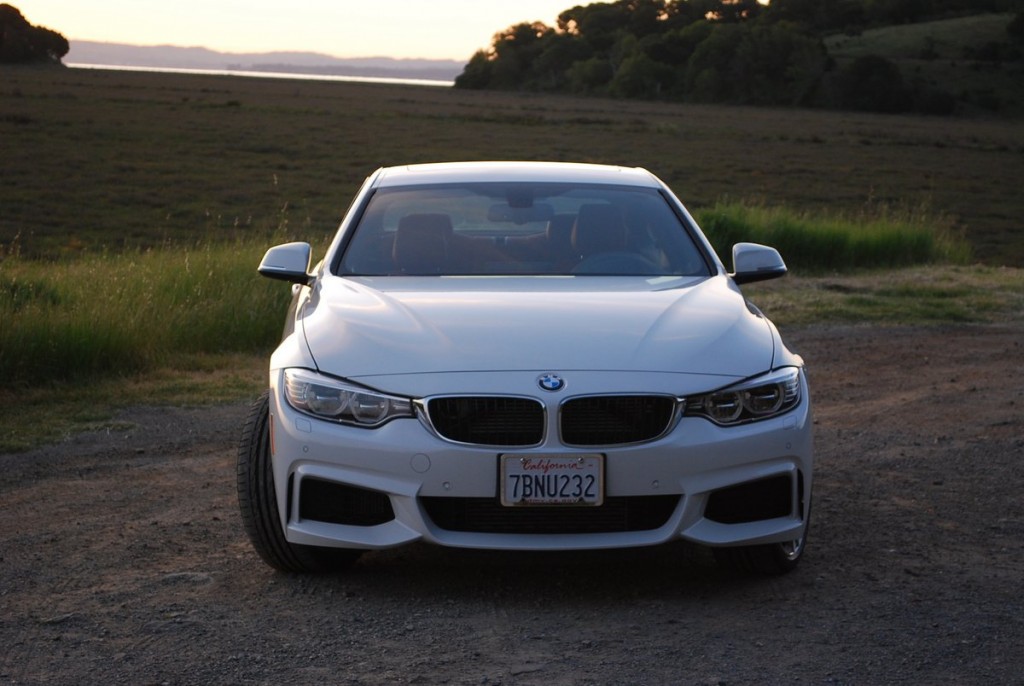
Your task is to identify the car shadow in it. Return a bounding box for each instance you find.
[279,541,777,604]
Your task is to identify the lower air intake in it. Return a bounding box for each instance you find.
[299,479,395,526]
[421,495,679,534]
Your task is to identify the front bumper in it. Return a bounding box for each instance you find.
[267,372,813,552]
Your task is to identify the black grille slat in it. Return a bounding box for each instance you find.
[428,397,543,446]
[422,496,679,534]
[561,396,675,446]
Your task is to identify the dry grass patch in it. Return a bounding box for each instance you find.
[745,265,1024,327]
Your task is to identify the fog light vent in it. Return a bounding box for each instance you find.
[299,478,395,526]
[705,475,792,524]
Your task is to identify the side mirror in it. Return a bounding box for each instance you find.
[731,242,787,284]
[258,242,313,284]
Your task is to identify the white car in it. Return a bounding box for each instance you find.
[237,161,812,575]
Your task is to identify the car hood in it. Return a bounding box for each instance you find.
[299,275,774,381]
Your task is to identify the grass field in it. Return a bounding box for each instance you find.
[1,65,1022,451]
[2,65,1023,264]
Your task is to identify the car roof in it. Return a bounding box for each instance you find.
[372,161,662,188]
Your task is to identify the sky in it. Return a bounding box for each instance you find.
[21,1,579,61]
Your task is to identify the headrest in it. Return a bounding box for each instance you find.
[392,213,453,274]
[571,204,626,256]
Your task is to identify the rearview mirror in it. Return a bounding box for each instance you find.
[487,202,555,225]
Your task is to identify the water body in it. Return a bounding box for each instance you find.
[69,62,454,88]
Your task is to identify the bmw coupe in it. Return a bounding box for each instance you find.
[237,161,813,575]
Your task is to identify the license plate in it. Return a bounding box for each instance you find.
[500,454,604,507]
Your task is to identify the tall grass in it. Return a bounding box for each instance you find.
[697,201,971,273]
[0,237,296,387]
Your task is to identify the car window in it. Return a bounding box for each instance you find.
[336,183,712,277]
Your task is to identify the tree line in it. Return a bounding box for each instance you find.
[0,4,68,64]
[455,0,1024,114]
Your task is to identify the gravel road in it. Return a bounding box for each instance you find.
[2,323,1022,685]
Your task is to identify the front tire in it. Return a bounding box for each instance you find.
[236,391,361,573]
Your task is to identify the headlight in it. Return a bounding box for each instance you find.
[685,367,801,426]
[283,369,414,427]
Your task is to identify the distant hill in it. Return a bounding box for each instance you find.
[66,41,463,82]
[826,13,1024,115]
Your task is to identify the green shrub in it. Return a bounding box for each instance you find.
[696,201,970,273]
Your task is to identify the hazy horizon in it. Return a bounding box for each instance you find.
[64,40,468,84]
[67,40,467,65]
[21,1,575,61]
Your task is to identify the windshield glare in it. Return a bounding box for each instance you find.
[336,183,711,277]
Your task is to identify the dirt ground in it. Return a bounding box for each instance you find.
[1,323,1022,685]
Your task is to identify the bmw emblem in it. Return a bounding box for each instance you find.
[538,373,565,392]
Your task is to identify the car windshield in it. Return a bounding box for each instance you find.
[336,182,712,277]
